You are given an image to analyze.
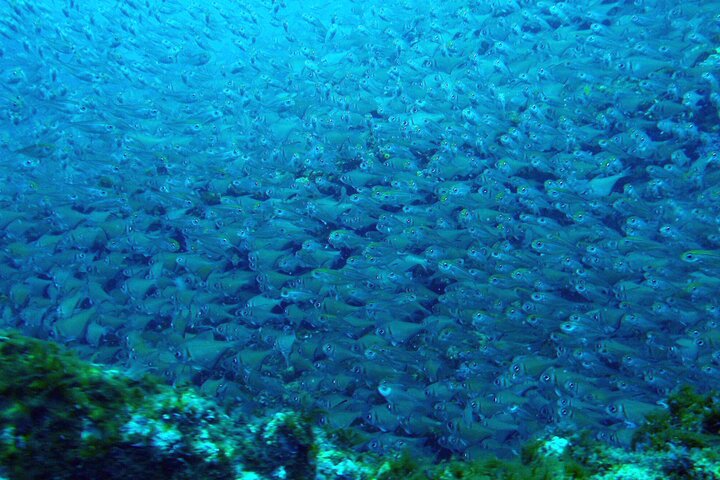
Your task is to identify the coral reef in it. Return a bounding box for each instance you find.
[1,330,719,479]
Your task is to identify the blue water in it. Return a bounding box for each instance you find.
[1,0,719,460]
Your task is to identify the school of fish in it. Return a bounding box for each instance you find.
[1,0,720,460]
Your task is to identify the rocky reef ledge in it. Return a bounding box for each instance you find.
[0,330,718,480]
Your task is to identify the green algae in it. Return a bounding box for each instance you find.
[0,329,236,480]
[633,385,720,451]
[370,439,594,480]
[239,411,318,479]
[0,330,145,477]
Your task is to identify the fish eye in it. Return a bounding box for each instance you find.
[561,322,575,332]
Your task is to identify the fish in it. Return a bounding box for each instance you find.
[1,0,719,462]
